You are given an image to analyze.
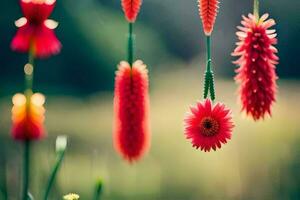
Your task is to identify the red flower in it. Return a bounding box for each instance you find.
[11,93,46,141]
[11,0,61,58]
[121,0,142,23]
[198,0,219,35]
[113,60,150,162]
[232,14,278,120]
[184,99,234,152]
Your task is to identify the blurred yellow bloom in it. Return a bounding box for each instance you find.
[63,193,80,200]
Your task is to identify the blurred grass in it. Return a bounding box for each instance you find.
[1,67,300,200]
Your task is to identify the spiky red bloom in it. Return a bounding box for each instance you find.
[232,14,278,120]
[11,0,61,58]
[11,93,46,141]
[121,0,142,23]
[184,99,234,152]
[198,0,219,35]
[113,60,150,162]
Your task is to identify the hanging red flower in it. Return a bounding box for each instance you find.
[113,60,150,162]
[11,93,46,141]
[198,0,219,35]
[232,13,278,120]
[184,99,234,152]
[121,0,142,23]
[11,0,61,58]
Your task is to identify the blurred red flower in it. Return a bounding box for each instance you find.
[184,99,234,152]
[232,14,278,120]
[11,93,46,141]
[113,60,150,162]
[198,0,219,35]
[121,0,142,23]
[11,0,61,58]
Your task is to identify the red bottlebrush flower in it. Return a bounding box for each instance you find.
[198,0,219,35]
[184,99,234,152]
[113,60,150,162]
[11,0,61,58]
[121,0,142,23]
[232,14,278,120]
[11,93,46,141]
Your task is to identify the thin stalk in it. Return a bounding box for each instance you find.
[22,141,30,200]
[43,151,65,200]
[254,0,260,19]
[0,148,8,200]
[206,36,212,72]
[128,22,134,66]
[25,47,35,101]
[93,179,103,200]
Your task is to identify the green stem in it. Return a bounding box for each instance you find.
[203,36,215,101]
[128,22,134,66]
[43,151,65,200]
[25,48,35,100]
[22,141,30,200]
[93,179,103,200]
[254,0,259,19]
[206,36,211,72]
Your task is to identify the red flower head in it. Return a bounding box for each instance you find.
[11,0,61,58]
[121,0,142,23]
[198,0,219,35]
[184,99,234,152]
[232,14,278,120]
[11,93,46,141]
[113,60,150,162]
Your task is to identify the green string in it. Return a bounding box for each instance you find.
[127,22,134,66]
[203,36,215,101]
[254,0,260,19]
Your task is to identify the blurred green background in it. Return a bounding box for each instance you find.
[1,0,300,199]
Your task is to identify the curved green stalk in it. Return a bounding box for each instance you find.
[43,136,67,200]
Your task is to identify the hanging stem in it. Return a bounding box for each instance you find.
[253,0,260,19]
[127,23,134,66]
[22,141,30,200]
[22,46,35,200]
[25,47,35,101]
[203,36,215,101]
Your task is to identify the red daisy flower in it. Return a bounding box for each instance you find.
[11,93,46,141]
[198,0,219,35]
[11,0,61,58]
[184,99,234,152]
[121,0,142,23]
[232,13,278,120]
[113,60,150,162]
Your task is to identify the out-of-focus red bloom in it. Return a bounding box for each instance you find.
[11,0,61,58]
[184,99,234,152]
[113,60,150,162]
[121,0,142,23]
[232,14,278,120]
[198,0,219,35]
[11,93,46,141]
